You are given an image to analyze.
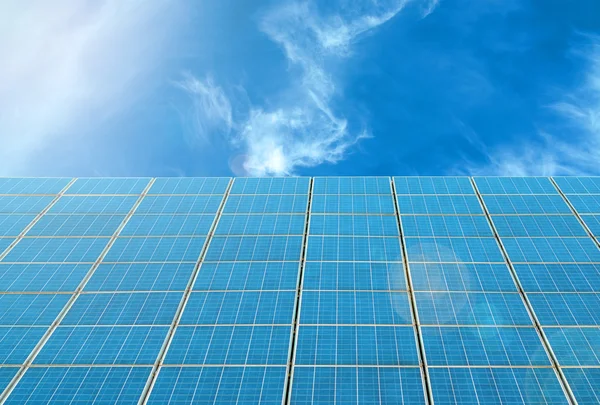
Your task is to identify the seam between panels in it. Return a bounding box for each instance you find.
[550,177,600,249]
[0,178,77,261]
[284,178,313,405]
[390,178,433,405]
[137,178,234,405]
[0,178,157,405]
[470,177,577,405]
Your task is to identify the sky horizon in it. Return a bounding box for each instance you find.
[1,0,599,177]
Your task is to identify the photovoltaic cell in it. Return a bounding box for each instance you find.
[0,294,70,326]
[563,368,600,404]
[231,177,310,195]
[513,263,600,293]
[394,176,474,195]
[149,177,230,195]
[0,196,54,214]
[0,263,91,292]
[492,215,588,237]
[216,214,306,235]
[482,195,571,214]
[120,214,215,236]
[193,262,299,291]
[49,196,138,214]
[65,178,150,195]
[0,215,36,236]
[85,262,196,291]
[0,327,47,364]
[313,177,391,194]
[302,262,406,291]
[0,178,71,195]
[104,237,206,262]
[405,237,504,262]
[401,215,492,237]
[553,176,600,194]
[474,176,558,195]
[396,195,483,214]
[2,237,109,263]
[137,195,223,214]
[410,263,517,292]
[26,214,125,236]
[0,367,18,393]
[544,327,600,366]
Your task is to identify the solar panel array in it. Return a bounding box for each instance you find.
[0,176,598,404]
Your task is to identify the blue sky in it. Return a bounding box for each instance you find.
[1,0,599,177]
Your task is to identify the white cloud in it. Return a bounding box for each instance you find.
[0,0,182,174]
[462,37,600,176]
[176,73,233,146]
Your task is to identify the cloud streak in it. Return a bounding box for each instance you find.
[463,36,600,176]
[182,0,438,176]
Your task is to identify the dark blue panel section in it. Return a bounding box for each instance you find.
[231,177,309,194]
[216,214,306,235]
[296,326,419,365]
[474,177,557,195]
[205,236,302,261]
[5,367,151,405]
[415,292,532,325]
[224,195,308,214]
[402,215,492,237]
[429,368,568,405]
[194,262,299,290]
[147,366,286,405]
[307,236,402,262]
[62,293,182,325]
[0,196,54,214]
[554,177,600,194]
[582,215,600,236]
[303,262,406,291]
[313,177,391,194]
[300,292,412,325]
[121,214,215,236]
[34,326,168,365]
[291,367,426,404]
[492,215,588,237]
[137,195,223,214]
[0,327,46,364]
[181,292,295,325]
[502,237,600,263]
[0,215,35,236]
[27,214,125,236]
[396,195,483,214]
[49,196,138,214]
[311,195,395,214]
[545,327,600,366]
[528,293,600,326]
[563,368,600,404]
[0,263,90,292]
[410,263,517,292]
[405,237,504,263]
[0,367,18,393]
[2,238,109,263]
[0,239,15,256]
[310,215,398,236]
[66,178,150,194]
[394,176,474,195]
[0,178,71,194]
[514,264,600,292]
[104,237,206,262]
[422,327,551,366]
[0,295,70,326]
[165,326,291,364]
[150,177,230,194]
[86,263,195,291]
[482,195,571,214]
[567,195,600,214]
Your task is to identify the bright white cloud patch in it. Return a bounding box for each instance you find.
[0,0,181,174]
[465,37,600,176]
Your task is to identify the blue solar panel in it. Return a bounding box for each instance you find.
[0,327,46,364]
[193,262,299,290]
[0,178,70,195]
[2,237,109,263]
[302,262,406,290]
[62,293,182,325]
[164,326,291,364]
[34,326,169,364]
[180,292,295,325]
[429,368,568,405]
[150,177,230,194]
[0,215,35,236]
[300,291,412,324]
[85,262,195,291]
[415,292,532,325]
[291,367,426,404]
[0,294,70,325]
[147,366,286,405]
[4,176,600,404]
[65,178,150,195]
[422,326,551,366]
[0,263,91,292]
[5,367,151,405]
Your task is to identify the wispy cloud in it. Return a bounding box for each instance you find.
[462,36,600,176]
[0,0,182,175]
[176,73,233,146]
[182,0,439,176]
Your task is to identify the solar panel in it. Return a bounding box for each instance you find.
[1,176,599,404]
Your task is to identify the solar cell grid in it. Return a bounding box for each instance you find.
[65,178,150,195]
[0,178,71,195]
[0,215,36,237]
